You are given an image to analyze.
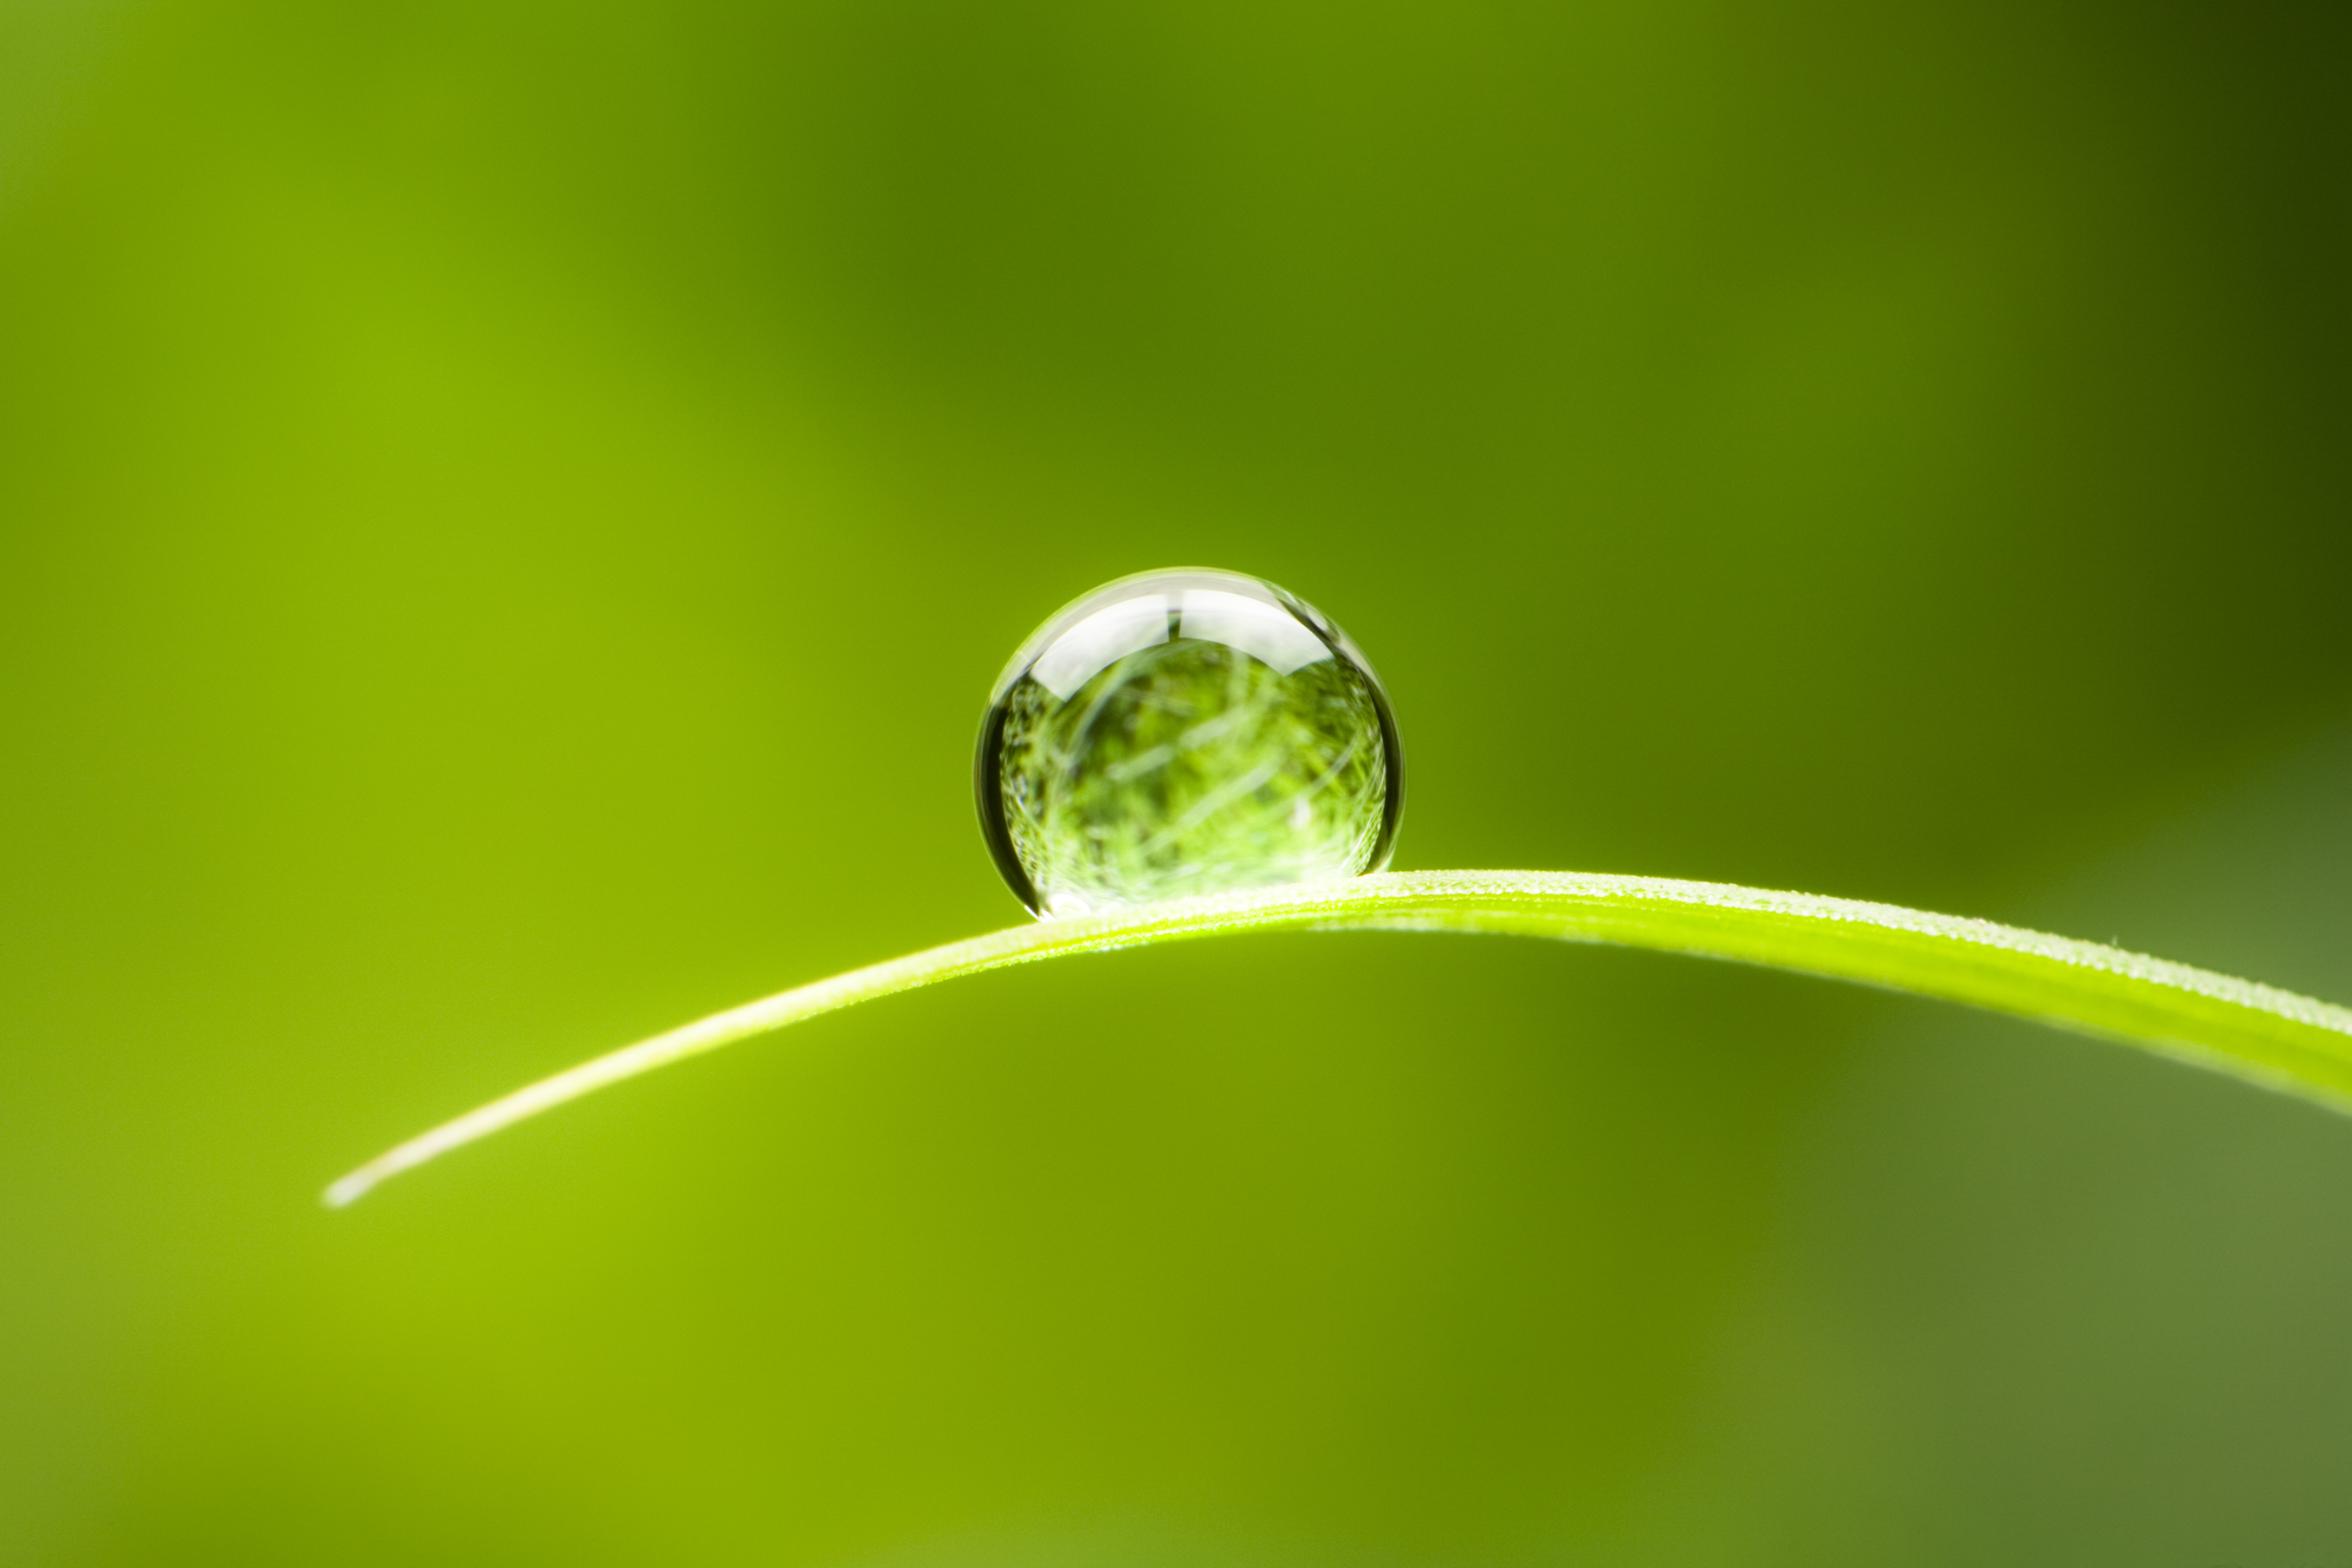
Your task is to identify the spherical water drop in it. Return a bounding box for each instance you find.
[976,568,1405,919]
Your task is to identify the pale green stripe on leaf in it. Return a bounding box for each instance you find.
[326,870,2352,1207]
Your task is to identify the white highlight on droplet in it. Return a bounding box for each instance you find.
[1031,595,1172,700]
[1178,589,1333,675]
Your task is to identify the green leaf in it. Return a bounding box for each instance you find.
[325,870,2352,1206]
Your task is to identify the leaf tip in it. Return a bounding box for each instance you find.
[321,1171,376,1209]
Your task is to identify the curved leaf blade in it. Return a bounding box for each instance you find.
[325,870,2352,1206]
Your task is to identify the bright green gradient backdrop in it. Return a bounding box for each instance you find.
[3,0,2349,1562]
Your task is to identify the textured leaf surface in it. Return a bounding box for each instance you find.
[326,871,2352,1205]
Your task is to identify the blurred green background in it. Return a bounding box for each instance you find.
[3,0,2349,1561]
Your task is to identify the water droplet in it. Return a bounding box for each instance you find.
[976,568,1405,919]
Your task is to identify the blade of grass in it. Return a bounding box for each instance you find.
[325,869,2352,1206]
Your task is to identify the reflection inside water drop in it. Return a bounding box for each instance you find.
[976,568,1405,919]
